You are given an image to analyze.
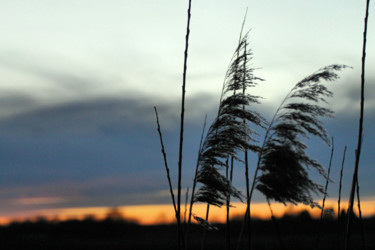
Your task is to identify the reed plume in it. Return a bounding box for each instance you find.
[194,32,265,209]
[256,65,348,207]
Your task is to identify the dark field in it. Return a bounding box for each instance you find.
[0,214,374,250]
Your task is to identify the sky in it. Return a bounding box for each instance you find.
[0,1,374,223]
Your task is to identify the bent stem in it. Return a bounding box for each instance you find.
[337,146,347,247]
[154,106,177,217]
[316,137,334,250]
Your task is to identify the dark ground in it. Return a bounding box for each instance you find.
[0,213,374,250]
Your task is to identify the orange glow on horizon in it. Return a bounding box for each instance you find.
[1,198,375,226]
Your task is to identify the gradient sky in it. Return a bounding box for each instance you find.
[0,1,374,222]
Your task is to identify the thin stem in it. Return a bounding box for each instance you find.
[337,146,347,248]
[177,0,192,248]
[154,107,177,217]
[316,137,334,250]
[345,0,370,249]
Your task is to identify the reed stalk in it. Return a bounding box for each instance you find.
[345,0,370,249]
[177,0,192,248]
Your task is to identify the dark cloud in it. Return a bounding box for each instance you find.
[0,91,38,117]
[0,93,218,136]
[0,92,36,108]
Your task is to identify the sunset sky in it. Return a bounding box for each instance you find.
[0,1,374,224]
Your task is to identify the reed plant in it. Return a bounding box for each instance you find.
[153,2,365,249]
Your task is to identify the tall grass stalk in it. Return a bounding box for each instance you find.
[338,146,347,219]
[316,137,334,250]
[345,0,370,249]
[154,107,177,217]
[177,0,192,248]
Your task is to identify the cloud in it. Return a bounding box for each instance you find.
[0,92,219,136]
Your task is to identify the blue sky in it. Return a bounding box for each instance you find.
[0,1,374,218]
